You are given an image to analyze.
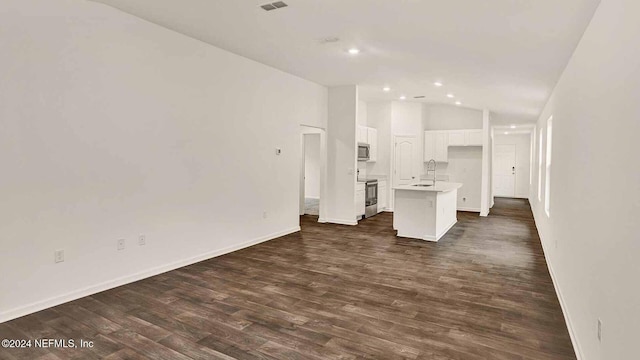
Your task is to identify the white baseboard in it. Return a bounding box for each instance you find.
[0,226,300,324]
[398,219,457,242]
[457,207,480,213]
[531,206,583,360]
[320,218,358,226]
[429,219,457,241]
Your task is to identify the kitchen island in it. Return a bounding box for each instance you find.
[393,182,463,241]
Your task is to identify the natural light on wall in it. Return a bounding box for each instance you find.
[545,116,553,217]
[538,128,544,202]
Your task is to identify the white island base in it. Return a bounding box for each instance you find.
[393,182,463,242]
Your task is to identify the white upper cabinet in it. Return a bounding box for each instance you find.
[465,129,483,146]
[434,132,449,162]
[448,131,466,146]
[367,127,377,162]
[424,131,449,162]
[424,131,436,161]
[424,129,483,162]
[356,125,378,162]
[357,126,368,144]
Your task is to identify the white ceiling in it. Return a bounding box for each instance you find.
[90,0,601,123]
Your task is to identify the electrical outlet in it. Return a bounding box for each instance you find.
[138,234,146,246]
[117,239,125,251]
[597,319,602,342]
[263,211,268,219]
[54,250,64,263]
[463,197,467,202]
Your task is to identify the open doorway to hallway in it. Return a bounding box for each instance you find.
[492,127,533,199]
[302,133,321,215]
[299,125,326,221]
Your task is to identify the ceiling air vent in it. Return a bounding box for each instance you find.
[414,96,426,99]
[261,1,288,11]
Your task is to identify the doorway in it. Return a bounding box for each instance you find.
[301,133,321,216]
[299,126,326,221]
[492,130,532,199]
[494,144,516,197]
[393,136,417,186]
[391,135,417,210]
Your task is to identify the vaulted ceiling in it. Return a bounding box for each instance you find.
[90,0,601,122]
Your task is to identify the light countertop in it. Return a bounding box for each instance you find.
[367,174,388,181]
[393,181,462,193]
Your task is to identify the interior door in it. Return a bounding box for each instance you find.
[393,136,417,186]
[494,144,516,197]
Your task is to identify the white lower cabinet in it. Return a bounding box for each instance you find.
[377,180,387,212]
[356,183,366,218]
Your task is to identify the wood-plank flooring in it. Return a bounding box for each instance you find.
[0,198,576,359]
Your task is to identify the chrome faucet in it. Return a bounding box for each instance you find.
[426,159,437,186]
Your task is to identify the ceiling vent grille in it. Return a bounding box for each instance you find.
[414,96,426,99]
[261,1,288,11]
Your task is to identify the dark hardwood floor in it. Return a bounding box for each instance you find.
[0,198,575,359]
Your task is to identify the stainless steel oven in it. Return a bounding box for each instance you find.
[365,179,378,218]
[358,143,370,161]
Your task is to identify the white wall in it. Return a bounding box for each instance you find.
[494,133,531,198]
[325,86,358,224]
[365,102,392,177]
[446,147,483,211]
[304,134,321,199]
[357,100,368,126]
[424,104,483,130]
[529,1,640,359]
[0,0,327,321]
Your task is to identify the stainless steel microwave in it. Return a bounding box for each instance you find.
[358,143,370,161]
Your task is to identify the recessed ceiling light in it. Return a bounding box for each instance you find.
[455,101,461,106]
[383,86,391,92]
[446,93,454,98]
[399,95,406,100]
[434,82,443,87]
[505,132,510,135]
[348,48,360,55]
[510,125,516,129]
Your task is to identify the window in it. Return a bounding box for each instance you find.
[530,128,536,186]
[538,128,544,202]
[545,116,553,216]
